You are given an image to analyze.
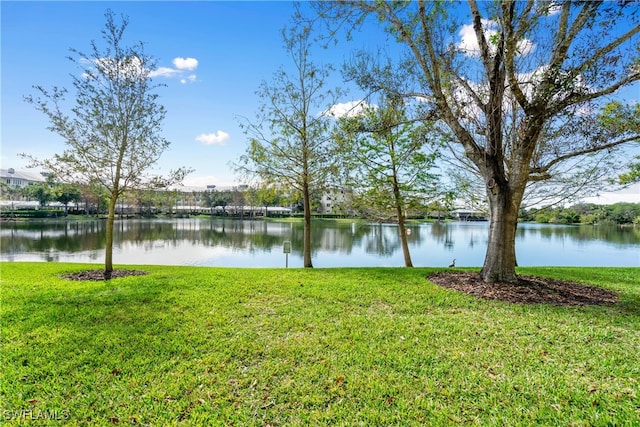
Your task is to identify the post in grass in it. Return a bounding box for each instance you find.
[283,241,291,268]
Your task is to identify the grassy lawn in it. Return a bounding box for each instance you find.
[1,263,639,426]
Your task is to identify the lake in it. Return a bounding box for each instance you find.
[1,218,638,268]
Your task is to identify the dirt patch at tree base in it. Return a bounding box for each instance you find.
[61,269,149,281]
[428,272,618,306]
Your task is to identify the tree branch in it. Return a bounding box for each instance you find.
[530,134,640,177]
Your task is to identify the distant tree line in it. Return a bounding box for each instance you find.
[0,179,104,215]
[1,179,449,220]
[520,203,640,225]
[5,177,638,226]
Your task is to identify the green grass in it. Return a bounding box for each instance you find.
[1,263,639,426]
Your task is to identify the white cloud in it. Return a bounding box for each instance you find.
[457,21,492,56]
[181,74,197,84]
[515,64,591,105]
[583,183,640,204]
[149,66,180,78]
[81,56,199,82]
[457,20,534,57]
[150,57,199,82]
[540,1,562,16]
[173,57,198,70]
[446,63,596,131]
[196,131,230,146]
[517,39,535,56]
[324,100,376,118]
[87,56,149,79]
[414,95,432,103]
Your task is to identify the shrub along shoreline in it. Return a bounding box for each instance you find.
[1,263,639,425]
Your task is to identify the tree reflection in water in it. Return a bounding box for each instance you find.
[1,219,638,267]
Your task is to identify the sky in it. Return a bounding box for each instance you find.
[2,1,345,188]
[1,1,639,202]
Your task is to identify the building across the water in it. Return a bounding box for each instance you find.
[450,208,487,221]
[1,168,46,188]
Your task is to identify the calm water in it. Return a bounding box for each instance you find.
[1,218,638,268]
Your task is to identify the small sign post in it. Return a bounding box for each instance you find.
[283,241,291,268]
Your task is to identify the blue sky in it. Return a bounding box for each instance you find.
[1,1,639,201]
[2,1,340,187]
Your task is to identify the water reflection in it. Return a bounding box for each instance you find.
[1,219,638,267]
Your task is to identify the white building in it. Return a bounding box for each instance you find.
[1,168,46,188]
[319,187,353,215]
[450,208,487,221]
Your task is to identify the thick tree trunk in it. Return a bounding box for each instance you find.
[480,185,519,283]
[104,193,117,279]
[302,182,313,268]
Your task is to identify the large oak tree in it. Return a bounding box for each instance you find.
[316,0,640,282]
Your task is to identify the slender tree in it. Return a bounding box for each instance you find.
[23,10,190,278]
[236,25,340,267]
[335,95,439,267]
[316,1,640,282]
